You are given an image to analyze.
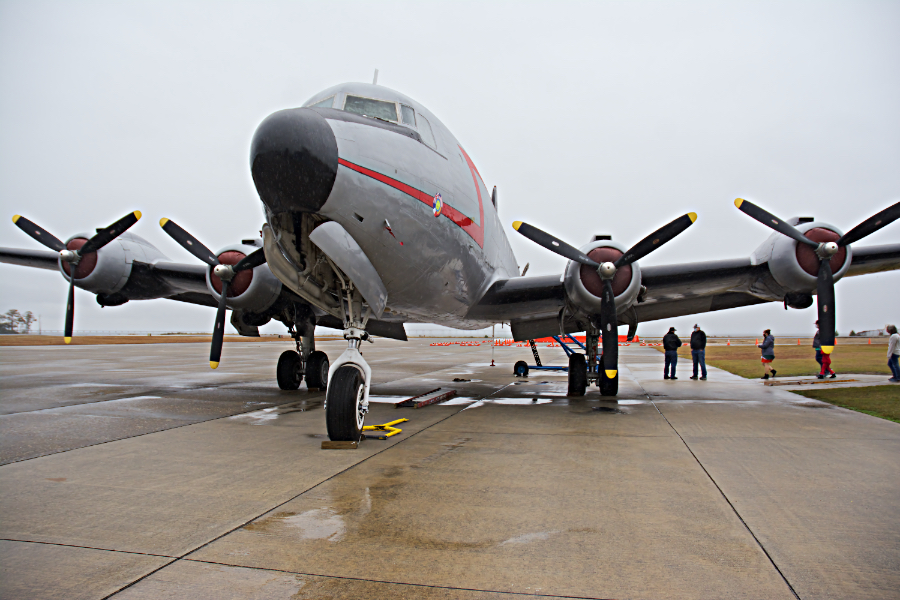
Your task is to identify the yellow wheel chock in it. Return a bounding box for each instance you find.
[363,418,408,440]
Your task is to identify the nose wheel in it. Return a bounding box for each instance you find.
[326,365,367,441]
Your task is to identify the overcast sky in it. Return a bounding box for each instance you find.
[1,0,898,337]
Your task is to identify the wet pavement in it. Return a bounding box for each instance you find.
[1,340,898,599]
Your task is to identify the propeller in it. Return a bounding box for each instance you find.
[513,212,697,380]
[734,199,900,354]
[11,212,142,344]
[159,218,266,368]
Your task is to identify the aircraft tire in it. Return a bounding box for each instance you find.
[513,360,529,377]
[276,350,303,390]
[305,351,330,389]
[599,368,618,396]
[326,365,365,441]
[567,354,587,396]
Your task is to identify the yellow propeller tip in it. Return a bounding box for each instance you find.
[688,212,698,223]
[64,337,72,344]
[734,198,744,208]
[12,215,21,223]
[821,346,834,355]
[159,218,169,227]
[133,210,142,220]
[512,221,522,231]
[210,361,219,369]
[605,370,618,379]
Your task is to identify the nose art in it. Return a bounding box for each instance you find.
[250,108,339,215]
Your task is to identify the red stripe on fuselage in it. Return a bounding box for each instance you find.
[337,155,485,248]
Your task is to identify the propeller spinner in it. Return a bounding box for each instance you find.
[11,212,142,344]
[159,218,266,368]
[734,199,900,354]
[513,212,697,380]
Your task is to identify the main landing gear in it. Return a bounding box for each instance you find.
[567,326,618,397]
[277,320,330,391]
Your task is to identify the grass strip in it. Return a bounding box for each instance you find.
[793,385,900,423]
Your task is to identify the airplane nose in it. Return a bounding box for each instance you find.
[250,108,339,215]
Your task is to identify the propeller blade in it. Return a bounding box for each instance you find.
[209,280,228,369]
[734,199,818,248]
[80,211,142,255]
[600,279,618,379]
[512,221,600,268]
[159,218,219,267]
[11,215,66,252]
[234,247,267,272]
[615,213,697,268]
[837,201,900,247]
[64,275,75,344]
[816,259,836,354]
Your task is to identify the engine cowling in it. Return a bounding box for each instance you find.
[59,231,167,295]
[767,221,853,292]
[206,243,282,313]
[563,240,642,315]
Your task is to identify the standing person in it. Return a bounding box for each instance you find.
[813,320,823,371]
[663,327,681,380]
[758,329,776,379]
[887,324,900,383]
[689,324,707,380]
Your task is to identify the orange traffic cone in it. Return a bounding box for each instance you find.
[727,339,730,346]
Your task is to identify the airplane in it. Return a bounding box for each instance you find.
[3,80,899,442]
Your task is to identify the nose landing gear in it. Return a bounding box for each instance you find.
[324,286,374,441]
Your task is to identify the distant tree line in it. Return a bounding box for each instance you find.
[0,310,36,334]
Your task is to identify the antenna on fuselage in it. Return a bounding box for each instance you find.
[373,69,379,85]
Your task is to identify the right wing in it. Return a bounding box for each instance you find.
[469,243,900,340]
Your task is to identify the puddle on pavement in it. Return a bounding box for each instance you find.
[229,401,321,424]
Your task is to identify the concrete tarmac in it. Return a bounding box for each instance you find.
[1,340,898,599]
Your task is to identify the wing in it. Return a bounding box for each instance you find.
[470,243,900,340]
[0,247,59,270]
[0,247,214,305]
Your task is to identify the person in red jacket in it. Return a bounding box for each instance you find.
[818,350,836,379]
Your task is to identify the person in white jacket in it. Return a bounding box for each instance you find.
[887,324,900,382]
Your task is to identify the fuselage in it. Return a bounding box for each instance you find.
[251,82,519,329]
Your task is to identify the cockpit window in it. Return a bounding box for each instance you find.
[343,95,398,122]
[400,105,416,127]
[309,96,335,109]
[417,114,436,149]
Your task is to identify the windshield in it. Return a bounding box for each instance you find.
[343,95,398,122]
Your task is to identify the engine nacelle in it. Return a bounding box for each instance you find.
[564,240,642,315]
[206,242,282,313]
[60,231,167,295]
[762,221,853,293]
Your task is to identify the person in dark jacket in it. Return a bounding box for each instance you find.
[758,329,776,379]
[813,320,823,370]
[662,327,681,380]
[690,324,707,380]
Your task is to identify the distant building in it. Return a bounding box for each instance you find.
[850,328,887,337]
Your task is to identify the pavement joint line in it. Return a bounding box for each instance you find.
[0,392,326,467]
[648,399,802,600]
[179,557,618,600]
[101,396,481,599]
[0,538,176,559]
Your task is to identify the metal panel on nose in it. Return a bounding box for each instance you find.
[250,108,339,214]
